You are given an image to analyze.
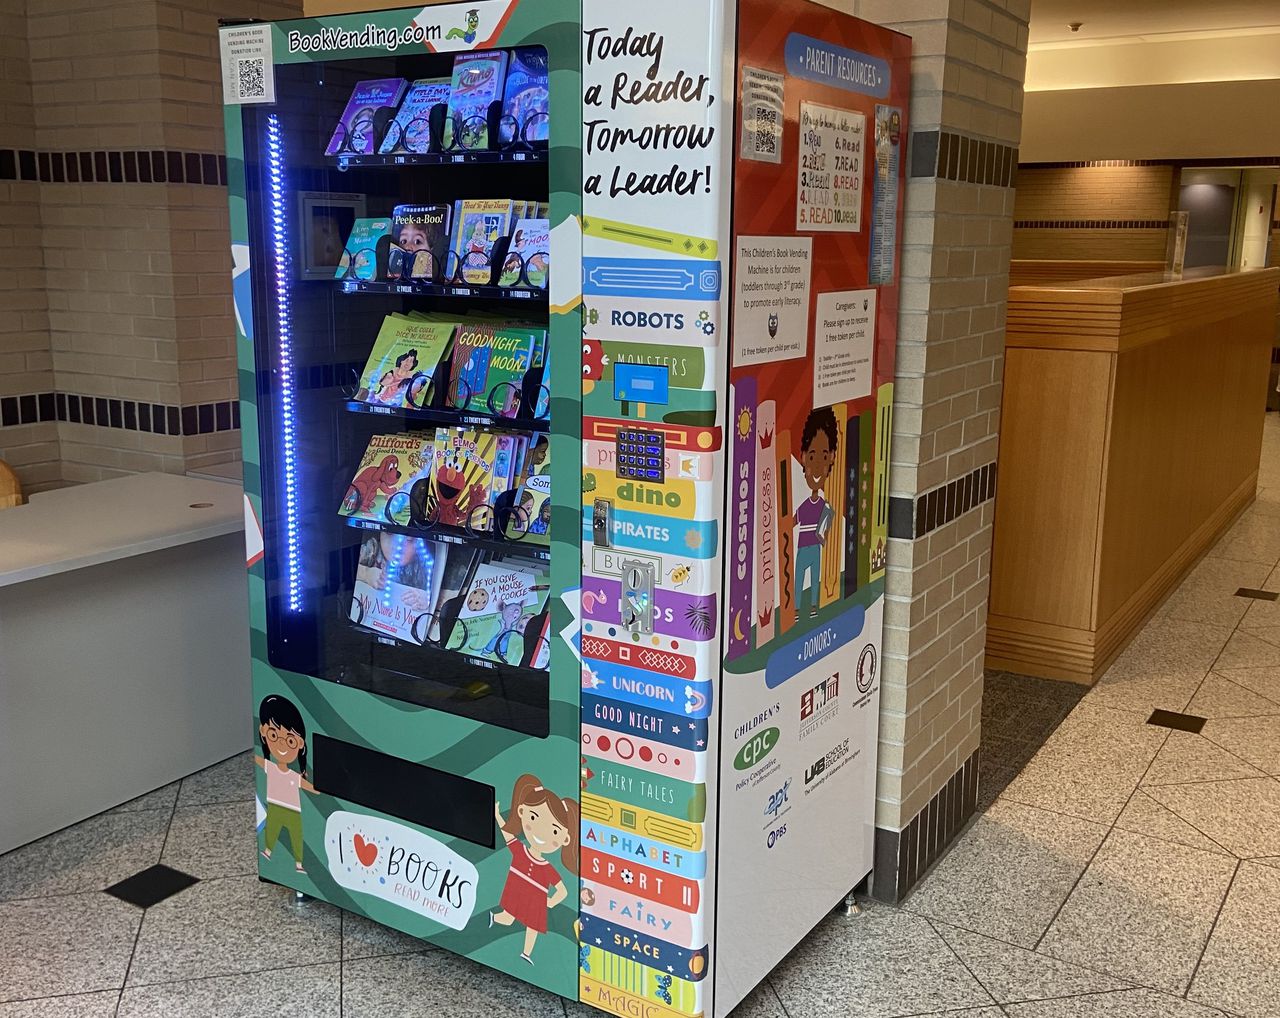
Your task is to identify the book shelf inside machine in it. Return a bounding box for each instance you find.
[247,44,555,737]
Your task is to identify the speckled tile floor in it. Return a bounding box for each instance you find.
[4,418,1280,1017]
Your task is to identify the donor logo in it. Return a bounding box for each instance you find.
[804,738,852,792]
[799,672,840,741]
[324,811,478,930]
[733,726,779,771]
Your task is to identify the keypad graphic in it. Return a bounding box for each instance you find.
[614,429,666,482]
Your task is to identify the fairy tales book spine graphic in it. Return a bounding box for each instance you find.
[577,0,728,1014]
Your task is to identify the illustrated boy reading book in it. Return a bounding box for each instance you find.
[793,407,838,621]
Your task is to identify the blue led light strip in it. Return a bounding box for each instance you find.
[266,114,302,612]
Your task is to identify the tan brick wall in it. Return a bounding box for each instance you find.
[0,0,61,493]
[1012,164,1175,260]
[3,0,301,482]
[854,0,1028,848]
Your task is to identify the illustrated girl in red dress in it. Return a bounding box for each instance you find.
[490,773,579,964]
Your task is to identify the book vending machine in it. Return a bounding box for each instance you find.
[221,1,908,1014]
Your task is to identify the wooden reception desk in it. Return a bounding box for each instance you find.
[987,266,1280,683]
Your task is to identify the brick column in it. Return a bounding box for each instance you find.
[851,0,1030,902]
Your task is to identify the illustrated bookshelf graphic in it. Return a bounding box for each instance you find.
[221,3,908,1015]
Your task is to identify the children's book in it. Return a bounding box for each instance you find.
[449,328,493,410]
[379,77,451,154]
[339,432,435,527]
[354,315,456,409]
[490,434,518,503]
[502,48,550,141]
[502,219,550,289]
[349,534,445,644]
[426,543,479,645]
[523,433,551,479]
[449,560,549,663]
[391,204,452,281]
[429,428,498,527]
[444,50,509,150]
[507,470,551,544]
[449,324,536,414]
[485,327,540,415]
[449,199,514,283]
[335,217,392,280]
[326,78,408,156]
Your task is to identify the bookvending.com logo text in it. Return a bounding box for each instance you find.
[287,24,437,54]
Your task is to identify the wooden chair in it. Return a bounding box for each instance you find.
[0,459,24,508]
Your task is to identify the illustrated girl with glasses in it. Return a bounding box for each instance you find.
[255,695,315,873]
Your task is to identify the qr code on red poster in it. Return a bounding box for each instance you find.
[236,57,266,99]
[753,104,778,157]
[741,66,784,164]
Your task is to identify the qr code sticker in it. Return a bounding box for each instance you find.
[237,57,266,100]
[740,67,784,163]
[754,105,778,157]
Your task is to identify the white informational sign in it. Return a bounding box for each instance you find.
[813,288,877,406]
[324,811,479,930]
[220,23,275,106]
[732,236,813,365]
[797,102,865,232]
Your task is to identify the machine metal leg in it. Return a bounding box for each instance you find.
[842,890,863,916]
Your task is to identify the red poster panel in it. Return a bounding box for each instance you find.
[727,0,910,660]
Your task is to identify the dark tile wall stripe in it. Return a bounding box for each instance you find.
[1014,219,1171,230]
[0,149,227,186]
[886,462,997,542]
[910,129,1018,189]
[871,746,980,904]
[0,391,238,436]
[1023,156,1280,169]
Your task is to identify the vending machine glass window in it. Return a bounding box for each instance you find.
[238,49,554,737]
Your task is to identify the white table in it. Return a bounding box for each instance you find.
[0,472,252,853]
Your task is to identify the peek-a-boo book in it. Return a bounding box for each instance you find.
[221,2,908,1014]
